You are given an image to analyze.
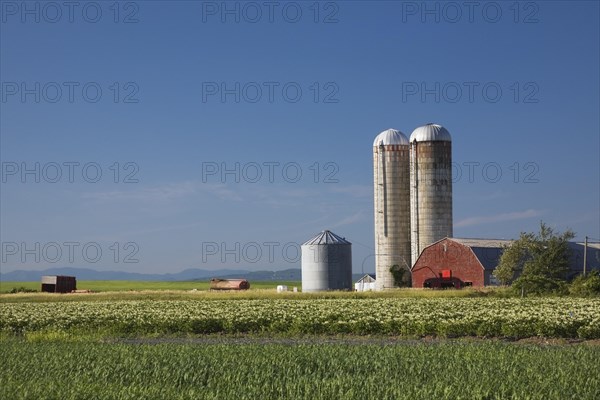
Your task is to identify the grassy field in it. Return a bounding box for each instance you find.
[0,280,301,293]
[1,280,511,302]
[1,339,598,400]
[0,287,510,304]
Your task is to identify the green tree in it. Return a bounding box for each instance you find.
[389,264,411,287]
[569,270,600,297]
[494,222,574,294]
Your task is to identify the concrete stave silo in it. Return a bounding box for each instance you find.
[410,123,453,265]
[373,129,411,290]
[301,230,352,292]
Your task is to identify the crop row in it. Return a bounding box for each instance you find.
[1,298,599,338]
[1,340,600,400]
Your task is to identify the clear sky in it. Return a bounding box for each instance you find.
[1,1,599,275]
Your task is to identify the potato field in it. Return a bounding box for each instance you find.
[1,297,599,339]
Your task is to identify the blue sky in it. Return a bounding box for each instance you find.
[1,1,599,274]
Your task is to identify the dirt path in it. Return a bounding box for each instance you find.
[106,336,600,346]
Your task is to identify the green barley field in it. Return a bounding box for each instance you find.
[1,339,599,400]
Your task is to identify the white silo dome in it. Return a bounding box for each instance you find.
[373,129,409,147]
[410,123,451,142]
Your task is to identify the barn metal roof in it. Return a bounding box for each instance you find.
[303,230,351,245]
[444,238,510,270]
[410,123,451,142]
[449,238,600,271]
[450,238,513,248]
[373,129,409,147]
[575,242,600,249]
[450,238,600,250]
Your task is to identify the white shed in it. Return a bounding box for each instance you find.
[355,274,376,292]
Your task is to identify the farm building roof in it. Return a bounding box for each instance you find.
[447,238,600,272]
[303,230,351,246]
[356,274,376,283]
[450,238,513,248]
[448,238,511,270]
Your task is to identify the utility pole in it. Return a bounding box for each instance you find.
[583,236,588,276]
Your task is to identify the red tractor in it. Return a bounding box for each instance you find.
[423,270,470,289]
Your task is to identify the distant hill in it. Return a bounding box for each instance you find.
[0,267,282,282]
[0,267,372,283]
[218,268,301,281]
[220,270,368,282]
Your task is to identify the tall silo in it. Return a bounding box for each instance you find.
[301,230,352,292]
[410,123,453,265]
[373,129,411,290]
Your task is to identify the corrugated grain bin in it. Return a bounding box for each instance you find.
[301,230,352,292]
[210,278,250,290]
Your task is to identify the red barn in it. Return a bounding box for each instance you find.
[411,238,511,288]
[411,238,600,288]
